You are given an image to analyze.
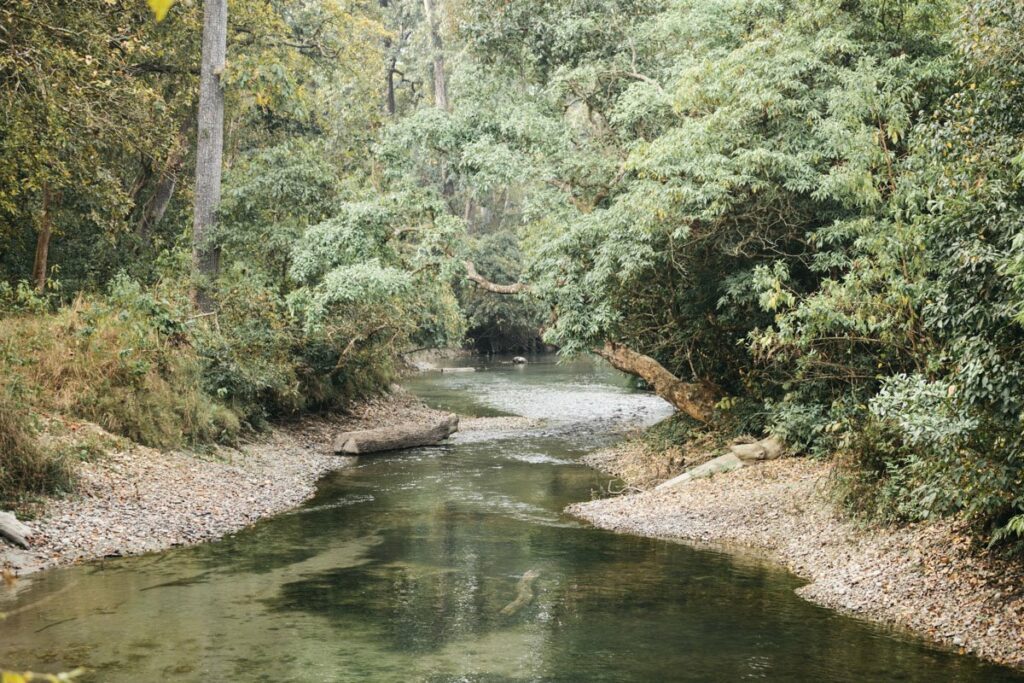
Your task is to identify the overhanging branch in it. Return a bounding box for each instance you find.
[464,260,528,294]
[593,341,719,422]
[461,263,719,421]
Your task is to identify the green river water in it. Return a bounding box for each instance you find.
[1,356,1022,682]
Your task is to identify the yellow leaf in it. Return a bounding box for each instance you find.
[1,672,27,683]
[147,0,174,22]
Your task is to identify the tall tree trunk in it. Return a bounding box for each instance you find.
[192,0,227,311]
[594,342,719,422]
[139,119,190,243]
[138,129,188,244]
[422,0,448,111]
[380,0,397,115]
[31,183,53,294]
[385,55,398,115]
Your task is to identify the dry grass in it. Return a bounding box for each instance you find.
[0,295,238,449]
[0,391,73,506]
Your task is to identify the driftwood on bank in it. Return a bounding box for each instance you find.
[655,436,784,490]
[333,414,459,455]
[0,511,32,549]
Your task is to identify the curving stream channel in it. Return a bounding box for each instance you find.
[1,357,1023,682]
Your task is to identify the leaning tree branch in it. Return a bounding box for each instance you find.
[592,341,720,422]
[464,260,528,294]
[461,262,720,420]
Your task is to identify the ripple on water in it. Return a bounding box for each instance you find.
[501,451,573,465]
[283,494,375,515]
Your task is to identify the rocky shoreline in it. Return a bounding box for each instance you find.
[570,447,1024,670]
[0,390,448,576]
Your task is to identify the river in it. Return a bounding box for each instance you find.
[1,356,1021,681]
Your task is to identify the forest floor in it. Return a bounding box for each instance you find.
[0,389,448,577]
[570,442,1024,670]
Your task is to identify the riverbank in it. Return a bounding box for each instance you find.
[0,390,449,577]
[571,445,1024,670]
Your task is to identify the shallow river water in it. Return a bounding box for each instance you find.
[2,356,1023,682]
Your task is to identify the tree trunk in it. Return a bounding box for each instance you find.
[385,55,398,115]
[333,414,459,454]
[422,0,448,111]
[380,0,397,115]
[31,183,53,294]
[594,341,719,422]
[192,0,227,311]
[138,120,190,242]
[464,260,527,294]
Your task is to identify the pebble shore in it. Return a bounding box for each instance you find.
[570,454,1024,670]
[1,391,447,576]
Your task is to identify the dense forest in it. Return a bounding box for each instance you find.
[2,0,1023,553]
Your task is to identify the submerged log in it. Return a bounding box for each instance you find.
[0,511,32,549]
[655,437,784,490]
[500,569,540,616]
[333,414,459,454]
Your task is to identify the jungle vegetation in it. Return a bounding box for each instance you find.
[1,0,1023,548]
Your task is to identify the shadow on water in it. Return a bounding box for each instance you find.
[1,355,1023,682]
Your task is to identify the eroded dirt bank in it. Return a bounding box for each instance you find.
[1,391,448,576]
[570,450,1024,670]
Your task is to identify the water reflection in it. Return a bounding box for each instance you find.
[0,356,1021,682]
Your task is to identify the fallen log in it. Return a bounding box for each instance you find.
[655,437,784,490]
[333,414,459,454]
[0,511,32,549]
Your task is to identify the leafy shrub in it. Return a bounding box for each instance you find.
[834,375,1024,540]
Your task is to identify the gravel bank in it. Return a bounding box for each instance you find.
[1,391,448,576]
[569,455,1024,669]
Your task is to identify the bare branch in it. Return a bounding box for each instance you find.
[464,260,528,295]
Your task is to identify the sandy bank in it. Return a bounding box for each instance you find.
[570,452,1024,670]
[1,391,449,576]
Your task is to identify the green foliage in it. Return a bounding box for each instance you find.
[754,0,1024,543]
[444,0,1022,546]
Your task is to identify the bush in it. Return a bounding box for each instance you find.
[197,266,402,425]
[832,374,1024,546]
[0,390,73,506]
